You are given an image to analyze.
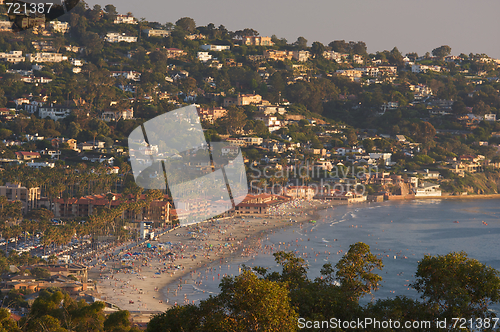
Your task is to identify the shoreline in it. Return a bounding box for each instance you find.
[160,201,327,305]
[436,194,500,199]
[89,199,329,311]
[160,203,326,300]
[89,193,500,312]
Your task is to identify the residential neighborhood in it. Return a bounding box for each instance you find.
[0,1,498,329]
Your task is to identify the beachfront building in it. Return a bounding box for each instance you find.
[3,264,89,293]
[284,186,316,200]
[316,189,367,203]
[53,193,170,222]
[414,182,442,197]
[234,193,290,217]
[172,199,211,222]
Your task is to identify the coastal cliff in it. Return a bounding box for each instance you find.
[441,169,500,194]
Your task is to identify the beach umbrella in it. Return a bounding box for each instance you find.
[147,243,152,249]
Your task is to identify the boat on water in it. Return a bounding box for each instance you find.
[453,220,459,223]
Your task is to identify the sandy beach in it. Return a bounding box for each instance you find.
[88,199,334,312]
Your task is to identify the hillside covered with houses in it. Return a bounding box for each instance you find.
[0,0,497,218]
[0,0,498,330]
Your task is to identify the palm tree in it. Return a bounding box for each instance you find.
[106,192,115,209]
[0,196,7,219]
[10,225,22,254]
[1,225,12,256]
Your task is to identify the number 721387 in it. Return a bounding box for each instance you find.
[451,318,499,330]
[6,2,53,15]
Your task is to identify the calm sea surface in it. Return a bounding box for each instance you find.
[164,199,500,310]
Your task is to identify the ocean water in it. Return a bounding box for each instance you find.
[164,199,500,310]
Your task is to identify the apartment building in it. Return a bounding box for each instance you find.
[0,182,40,214]
[234,194,289,216]
[54,193,170,221]
[284,186,316,200]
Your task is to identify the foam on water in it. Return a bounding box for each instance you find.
[166,199,500,310]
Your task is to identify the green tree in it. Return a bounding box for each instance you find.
[0,307,20,331]
[363,139,374,153]
[175,17,196,33]
[411,251,500,323]
[311,41,325,59]
[346,128,358,146]
[104,4,118,21]
[210,271,298,331]
[104,310,138,332]
[147,305,202,332]
[432,45,451,59]
[335,242,383,302]
[294,36,308,50]
[220,107,247,135]
[148,271,298,331]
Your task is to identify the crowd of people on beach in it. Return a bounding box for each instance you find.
[89,199,341,309]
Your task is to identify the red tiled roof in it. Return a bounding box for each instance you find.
[15,151,40,157]
[10,313,22,321]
